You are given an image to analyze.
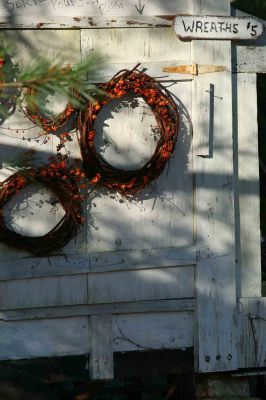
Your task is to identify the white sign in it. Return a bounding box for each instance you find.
[174,15,263,40]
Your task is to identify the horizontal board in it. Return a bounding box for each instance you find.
[87,266,194,304]
[0,310,193,361]
[0,1,191,28]
[0,245,196,280]
[0,275,88,310]
[112,311,193,351]
[0,16,173,29]
[81,28,191,64]
[0,298,195,321]
[0,265,194,310]
[0,317,90,360]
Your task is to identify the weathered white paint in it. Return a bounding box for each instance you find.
[233,9,266,74]
[0,0,191,28]
[81,28,191,64]
[238,298,266,368]
[0,275,88,309]
[90,315,113,380]
[0,317,90,360]
[0,266,194,310]
[0,310,194,361]
[87,266,194,305]
[0,30,86,260]
[81,29,193,253]
[174,15,263,40]
[0,298,196,321]
[0,246,196,280]
[112,311,193,351]
[235,73,261,297]
[193,0,238,372]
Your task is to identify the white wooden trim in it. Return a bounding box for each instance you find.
[0,245,197,281]
[0,299,196,321]
[0,311,194,361]
[0,0,191,28]
[235,73,261,297]
[0,16,172,29]
[233,9,266,74]
[193,0,238,373]
[238,297,266,368]
[90,314,114,380]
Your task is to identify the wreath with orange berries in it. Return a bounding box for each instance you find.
[23,87,76,133]
[78,65,179,196]
[0,156,84,255]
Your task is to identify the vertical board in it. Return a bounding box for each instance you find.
[235,73,261,297]
[90,314,113,380]
[193,0,238,372]
[238,298,266,368]
[81,28,194,253]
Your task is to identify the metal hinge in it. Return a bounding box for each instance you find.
[162,63,227,75]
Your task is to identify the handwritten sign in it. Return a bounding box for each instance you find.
[0,0,186,18]
[174,15,263,40]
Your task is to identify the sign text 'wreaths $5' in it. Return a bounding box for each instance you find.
[78,65,179,196]
[0,156,85,255]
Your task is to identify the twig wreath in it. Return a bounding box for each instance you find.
[78,64,179,196]
[23,87,76,133]
[0,156,85,255]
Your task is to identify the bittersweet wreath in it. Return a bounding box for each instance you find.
[78,65,179,196]
[23,87,76,133]
[0,156,85,255]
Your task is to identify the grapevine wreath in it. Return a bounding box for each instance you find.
[78,64,179,196]
[23,87,76,133]
[0,156,85,255]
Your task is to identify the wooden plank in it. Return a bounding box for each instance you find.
[238,297,266,368]
[0,1,191,28]
[0,277,61,310]
[58,275,88,305]
[235,73,261,297]
[0,265,194,310]
[193,0,238,372]
[87,266,194,304]
[90,315,113,380]
[0,245,196,280]
[174,15,263,40]
[0,275,88,310]
[0,298,196,321]
[81,28,191,64]
[112,311,193,351]
[0,311,194,361]
[233,10,266,74]
[0,317,90,360]
[87,60,194,83]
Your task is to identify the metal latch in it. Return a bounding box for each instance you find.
[162,63,227,75]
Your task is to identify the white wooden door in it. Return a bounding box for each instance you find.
[0,0,239,376]
[0,2,196,371]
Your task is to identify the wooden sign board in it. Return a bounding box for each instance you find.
[174,15,263,40]
[0,0,189,28]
